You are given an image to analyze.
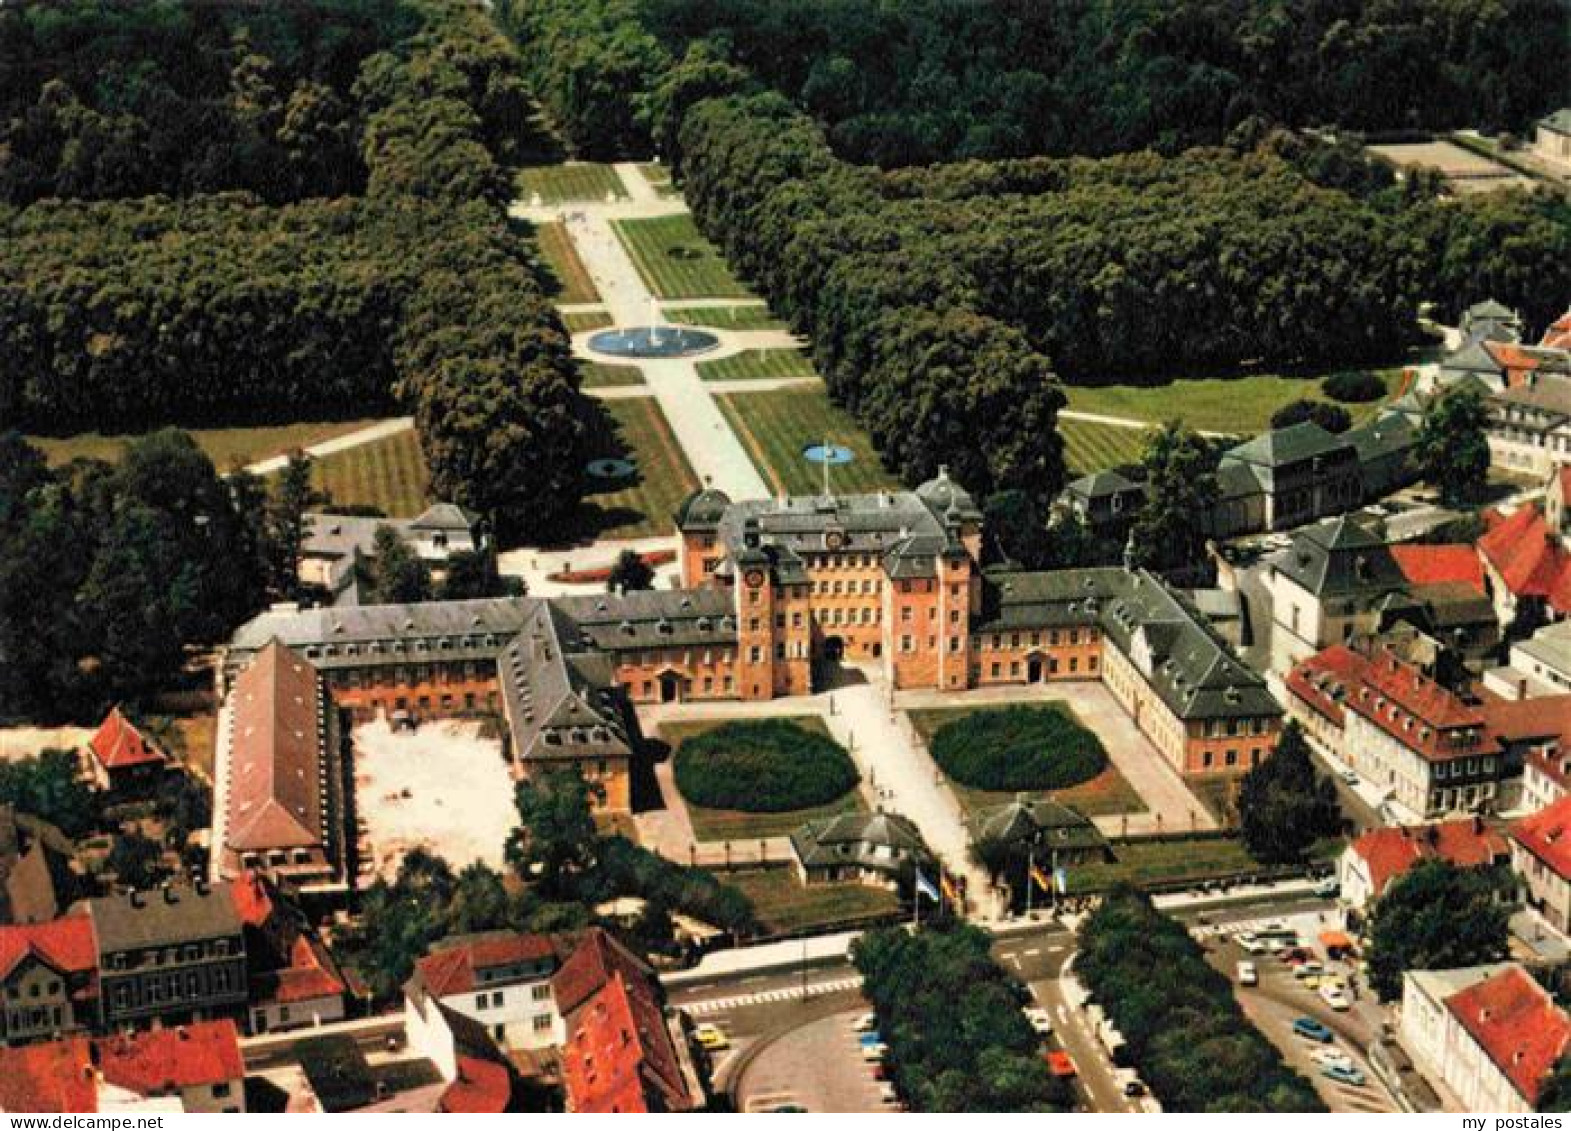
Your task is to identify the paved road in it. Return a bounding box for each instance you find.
[243,416,415,477]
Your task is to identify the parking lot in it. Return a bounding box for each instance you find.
[734,1008,895,1112]
[1194,909,1400,1113]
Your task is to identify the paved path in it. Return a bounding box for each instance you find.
[896,681,1218,835]
[1058,408,1230,440]
[586,376,819,401]
[243,416,414,476]
[614,161,660,203]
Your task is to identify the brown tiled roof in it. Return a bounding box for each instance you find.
[89,707,164,771]
[415,932,559,998]
[225,641,325,853]
[1446,966,1571,1106]
[95,1019,245,1095]
[1349,819,1508,898]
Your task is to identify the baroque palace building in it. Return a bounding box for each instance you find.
[222,472,1280,829]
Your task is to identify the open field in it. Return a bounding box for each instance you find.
[697,349,817,383]
[659,716,865,842]
[516,162,626,204]
[728,868,898,934]
[611,215,751,300]
[908,705,1146,819]
[533,221,600,304]
[307,428,430,518]
[716,385,899,497]
[580,362,646,389]
[560,308,613,333]
[27,418,383,471]
[558,396,699,541]
[354,718,515,881]
[1061,369,1397,435]
[1060,419,1149,475]
[665,304,787,332]
[1062,836,1261,894]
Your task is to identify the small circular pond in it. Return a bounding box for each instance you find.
[588,325,720,359]
[802,443,855,465]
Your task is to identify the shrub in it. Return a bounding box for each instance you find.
[1321,370,1387,403]
[929,705,1106,792]
[1269,399,1352,434]
[674,719,858,812]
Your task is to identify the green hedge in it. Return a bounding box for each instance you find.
[674,719,858,812]
[1321,370,1387,404]
[930,705,1106,792]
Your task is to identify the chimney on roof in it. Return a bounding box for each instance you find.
[1473,815,1484,835]
[1481,1008,1492,1024]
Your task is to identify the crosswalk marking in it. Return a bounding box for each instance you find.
[683,975,864,1015]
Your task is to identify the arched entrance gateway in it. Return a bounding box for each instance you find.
[658,670,683,703]
[1026,651,1052,684]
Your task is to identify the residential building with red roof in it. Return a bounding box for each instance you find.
[213,641,348,898]
[1284,643,1367,752]
[0,914,98,1045]
[1402,963,1570,1114]
[86,707,166,794]
[0,1021,244,1113]
[230,872,349,1035]
[1338,818,1510,912]
[1544,308,1571,353]
[1482,369,1571,484]
[1511,796,1571,936]
[1479,500,1571,629]
[553,929,700,1113]
[405,931,564,1052]
[1389,544,1486,595]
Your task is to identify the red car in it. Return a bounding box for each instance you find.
[1046,1050,1077,1078]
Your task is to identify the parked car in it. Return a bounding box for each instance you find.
[860,1044,888,1063]
[1321,1063,1366,1087]
[1123,1080,1147,1098]
[1320,984,1351,1011]
[852,1012,877,1033]
[1236,961,1258,986]
[1309,1048,1356,1074]
[1046,1050,1077,1078]
[1238,935,1269,955]
[1293,1017,1334,1043]
[858,1032,885,1048]
[693,1023,729,1051]
[877,1083,899,1106]
[1293,961,1325,980]
[1314,877,1341,898]
[1024,1007,1054,1035]
[1280,947,1312,965]
[1339,768,1360,786]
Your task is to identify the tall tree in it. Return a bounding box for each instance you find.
[1236,722,1341,865]
[1417,386,1491,507]
[1367,859,1511,1000]
[361,524,431,604]
[1129,423,1220,576]
[607,548,655,594]
[506,770,602,896]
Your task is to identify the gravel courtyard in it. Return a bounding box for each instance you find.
[353,717,516,880]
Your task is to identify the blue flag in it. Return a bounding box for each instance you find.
[915,869,940,903]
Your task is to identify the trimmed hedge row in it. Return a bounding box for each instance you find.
[674,719,858,812]
[930,705,1106,793]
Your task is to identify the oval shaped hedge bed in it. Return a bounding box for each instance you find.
[674,719,859,812]
[930,704,1107,792]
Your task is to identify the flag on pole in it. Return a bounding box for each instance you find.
[940,872,960,905]
[1054,866,1068,895]
[1030,863,1053,893]
[914,869,940,903]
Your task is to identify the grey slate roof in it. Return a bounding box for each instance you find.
[1265,516,1405,599]
[674,488,732,532]
[966,798,1107,855]
[1543,109,1571,135]
[84,882,242,954]
[1066,470,1140,500]
[790,810,934,876]
[408,503,480,532]
[1225,421,1346,471]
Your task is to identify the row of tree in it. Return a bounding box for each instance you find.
[1076,887,1326,1112]
[852,924,1067,1112]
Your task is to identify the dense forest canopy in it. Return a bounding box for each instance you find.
[632,0,1569,166]
[0,0,427,203]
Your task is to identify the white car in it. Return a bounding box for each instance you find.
[1237,934,1269,955]
[860,1043,888,1063]
[852,1012,877,1033]
[1320,984,1351,1011]
[1293,961,1325,980]
[1236,961,1258,986]
[1339,768,1360,785]
[1024,1007,1054,1035]
[1309,1048,1356,1074]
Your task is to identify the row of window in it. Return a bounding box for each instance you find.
[1198,748,1265,769]
[303,634,502,662]
[107,940,232,971]
[109,965,236,1012]
[982,629,1095,650]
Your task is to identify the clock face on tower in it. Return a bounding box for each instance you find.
[825,530,846,550]
[744,568,765,588]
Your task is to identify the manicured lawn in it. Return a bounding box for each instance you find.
[27,418,382,472]
[560,308,613,333]
[611,214,751,300]
[665,303,786,331]
[661,716,865,842]
[516,162,626,204]
[908,706,1145,819]
[580,362,645,389]
[637,162,682,198]
[728,868,898,934]
[1060,418,1150,475]
[1061,369,1397,435]
[697,349,817,383]
[306,428,430,518]
[555,396,699,540]
[532,221,600,304]
[716,385,899,497]
[1061,836,1261,894]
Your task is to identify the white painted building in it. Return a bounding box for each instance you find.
[403,932,563,1051]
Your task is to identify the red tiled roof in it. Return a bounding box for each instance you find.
[1286,644,1366,728]
[414,933,559,998]
[1544,312,1571,352]
[1446,966,1571,1105]
[1345,648,1487,762]
[0,1037,97,1112]
[1511,796,1571,880]
[229,870,275,930]
[1478,504,1571,615]
[1349,819,1509,898]
[225,641,325,854]
[1482,694,1571,751]
[0,914,98,981]
[95,1020,245,1096]
[269,934,348,1005]
[89,707,164,772]
[439,1056,513,1114]
[1389,544,1484,593]
[554,930,693,1114]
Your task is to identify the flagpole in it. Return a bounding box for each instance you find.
[1024,845,1034,920]
[912,869,920,930]
[1051,847,1059,914]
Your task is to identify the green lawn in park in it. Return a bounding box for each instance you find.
[715,384,899,497]
[611,214,752,300]
[516,162,626,205]
[697,349,818,383]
